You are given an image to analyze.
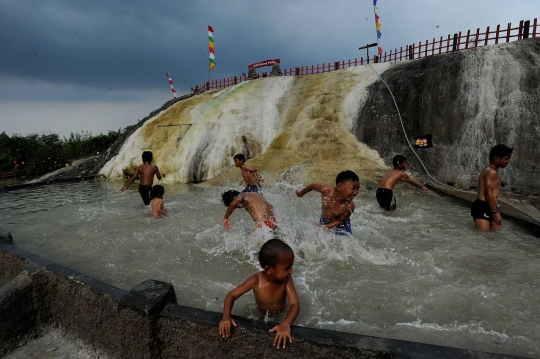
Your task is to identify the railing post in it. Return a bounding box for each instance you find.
[533,18,538,37]
[360,57,363,65]
[485,26,491,45]
[506,22,511,42]
[452,33,458,51]
[446,34,451,53]
[518,20,524,40]
[465,29,470,49]
[424,40,428,57]
[439,36,442,54]
[418,41,421,59]
[523,20,530,38]
[409,44,414,59]
[431,38,435,55]
[475,28,480,47]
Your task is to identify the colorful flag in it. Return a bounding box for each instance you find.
[165,72,177,99]
[373,1,383,56]
[208,25,215,70]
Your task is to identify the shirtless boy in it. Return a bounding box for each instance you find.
[234,153,262,193]
[221,190,277,231]
[295,170,360,235]
[471,144,513,232]
[150,185,168,218]
[120,151,162,205]
[219,238,299,349]
[376,155,428,210]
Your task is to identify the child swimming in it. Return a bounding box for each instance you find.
[295,170,359,236]
[150,185,168,218]
[221,190,277,231]
[219,238,299,349]
[376,155,428,210]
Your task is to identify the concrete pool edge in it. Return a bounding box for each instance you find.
[0,242,529,359]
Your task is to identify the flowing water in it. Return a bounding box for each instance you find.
[1,179,539,358]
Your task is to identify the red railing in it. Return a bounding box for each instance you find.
[197,18,538,92]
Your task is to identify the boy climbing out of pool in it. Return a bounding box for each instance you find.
[234,153,263,193]
[295,170,360,236]
[219,238,299,349]
[221,190,278,231]
[376,155,428,210]
[120,151,162,205]
[471,144,513,232]
[150,185,168,218]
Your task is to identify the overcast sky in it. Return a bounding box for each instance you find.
[1,0,538,137]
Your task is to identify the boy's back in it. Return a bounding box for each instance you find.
[379,169,405,190]
[138,163,160,186]
[238,192,274,223]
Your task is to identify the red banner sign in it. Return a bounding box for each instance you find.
[248,59,280,69]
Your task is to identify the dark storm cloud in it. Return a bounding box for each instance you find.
[0,0,538,136]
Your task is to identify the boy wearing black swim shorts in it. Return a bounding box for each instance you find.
[376,155,428,210]
[471,144,513,232]
[120,151,162,205]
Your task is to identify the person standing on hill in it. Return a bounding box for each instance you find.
[471,144,513,232]
[120,151,162,205]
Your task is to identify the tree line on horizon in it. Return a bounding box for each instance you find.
[0,130,123,177]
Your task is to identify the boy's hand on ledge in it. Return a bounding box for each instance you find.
[219,317,237,338]
[269,323,292,349]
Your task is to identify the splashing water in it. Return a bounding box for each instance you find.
[1,179,539,357]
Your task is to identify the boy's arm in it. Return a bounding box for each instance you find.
[154,165,162,180]
[269,278,300,349]
[222,195,244,230]
[220,275,257,338]
[485,171,502,225]
[320,208,353,229]
[295,183,327,197]
[158,204,169,217]
[242,164,259,176]
[401,173,428,191]
[120,167,140,191]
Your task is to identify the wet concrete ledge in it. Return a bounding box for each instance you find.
[0,242,528,359]
[425,182,540,238]
[1,176,96,193]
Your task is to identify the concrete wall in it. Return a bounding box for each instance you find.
[0,244,524,359]
[355,38,540,195]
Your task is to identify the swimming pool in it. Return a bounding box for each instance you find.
[1,180,538,358]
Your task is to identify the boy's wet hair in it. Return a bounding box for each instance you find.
[233,153,246,162]
[259,238,293,268]
[151,185,164,199]
[335,170,359,185]
[142,151,153,163]
[392,155,407,168]
[489,144,513,162]
[221,190,240,207]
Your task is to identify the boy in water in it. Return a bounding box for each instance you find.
[376,155,428,210]
[120,151,162,205]
[150,185,168,218]
[234,153,262,193]
[219,238,299,349]
[471,144,513,232]
[221,190,277,231]
[295,170,360,236]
